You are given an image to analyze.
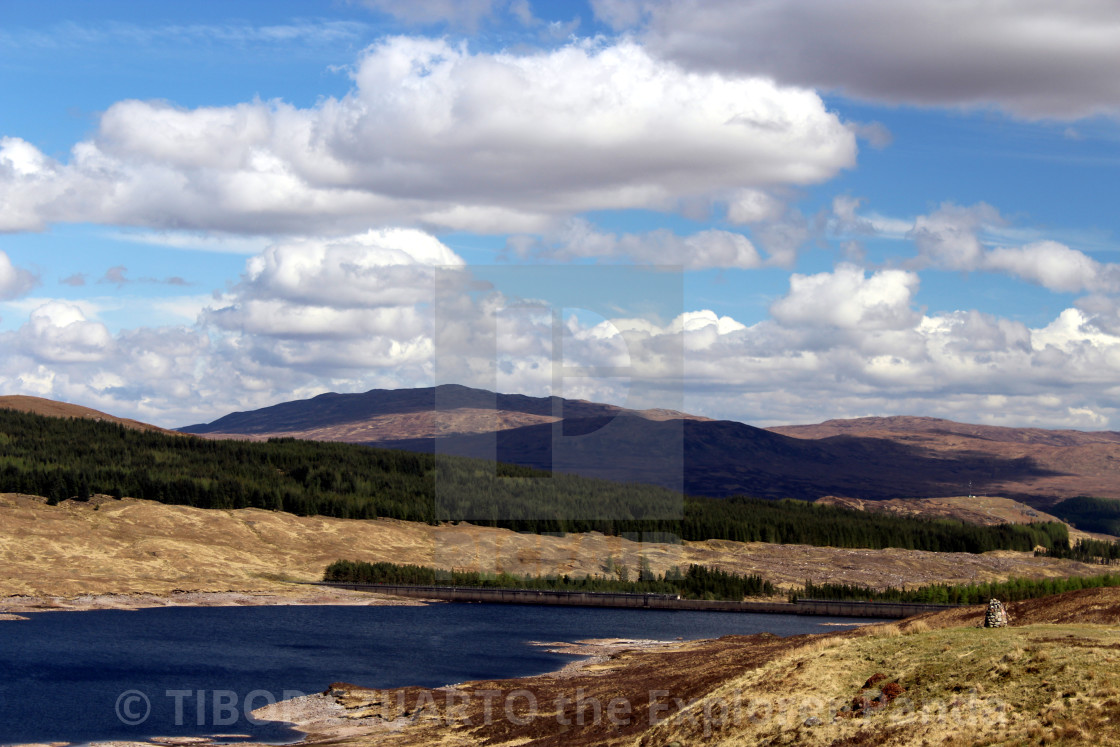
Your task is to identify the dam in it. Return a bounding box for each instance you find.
[317,581,957,619]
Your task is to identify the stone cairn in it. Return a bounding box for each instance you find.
[984,598,1009,628]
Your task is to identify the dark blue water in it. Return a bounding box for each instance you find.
[0,603,879,745]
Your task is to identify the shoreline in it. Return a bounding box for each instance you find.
[0,586,432,620]
[249,637,687,745]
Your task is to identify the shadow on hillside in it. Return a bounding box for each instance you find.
[372,416,1063,501]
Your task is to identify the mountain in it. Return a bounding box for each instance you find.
[769,415,1120,448]
[181,385,1094,505]
[180,383,708,442]
[770,416,1120,506]
[0,395,172,434]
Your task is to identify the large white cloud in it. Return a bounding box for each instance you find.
[204,229,459,351]
[17,302,113,363]
[597,0,1120,119]
[6,226,1120,430]
[0,38,855,236]
[6,253,1120,429]
[235,228,463,308]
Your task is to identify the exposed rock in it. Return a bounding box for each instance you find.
[862,672,887,689]
[880,681,906,701]
[843,676,906,718]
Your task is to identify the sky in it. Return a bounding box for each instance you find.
[1,0,1120,429]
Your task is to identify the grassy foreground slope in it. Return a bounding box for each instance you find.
[300,588,1120,747]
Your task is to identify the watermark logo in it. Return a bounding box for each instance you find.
[114,689,150,726]
[432,264,686,522]
[116,684,1008,738]
[115,688,308,728]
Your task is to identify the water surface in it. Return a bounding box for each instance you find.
[0,602,882,745]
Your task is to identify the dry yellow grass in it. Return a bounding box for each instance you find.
[1,493,1110,606]
[640,622,1120,747]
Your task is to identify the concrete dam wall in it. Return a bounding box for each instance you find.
[317,582,957,619]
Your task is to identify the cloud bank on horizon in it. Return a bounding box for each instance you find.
[1,0,1119,430]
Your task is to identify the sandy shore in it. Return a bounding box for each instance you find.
[0,585,431,620]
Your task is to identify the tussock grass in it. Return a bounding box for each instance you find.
[639,622,1120,746]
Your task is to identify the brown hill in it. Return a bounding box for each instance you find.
[180,388,1115,504]
[179,383,708,441]
[772,416,1120,506]
[771,415,1120,447]
[0,394,172,434]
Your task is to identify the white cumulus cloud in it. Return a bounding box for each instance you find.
[904,202,1120,294]
[984,240,1119,294]
[0,38,856,236]
[908,202,1003,271]
[17,302,113,363]
[204,229,461,344]
[770,264,921,331]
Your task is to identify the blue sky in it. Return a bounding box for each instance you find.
[1,0,1119,429]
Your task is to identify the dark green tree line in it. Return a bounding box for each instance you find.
[322,559,776,600]
[1050,496,1120,536]
[1039,537,1120,564]
[791,573,1120,605]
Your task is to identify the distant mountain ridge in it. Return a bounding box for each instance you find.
[9,388,1118,506]
[177,385,1120,506]
[770,416,1120,505]
[180,384,709,442]
[771,415,1120,448]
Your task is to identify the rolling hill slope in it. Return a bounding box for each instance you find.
[0,394,173,434]
[772,416,1120,506]
[180,385,1081,503]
